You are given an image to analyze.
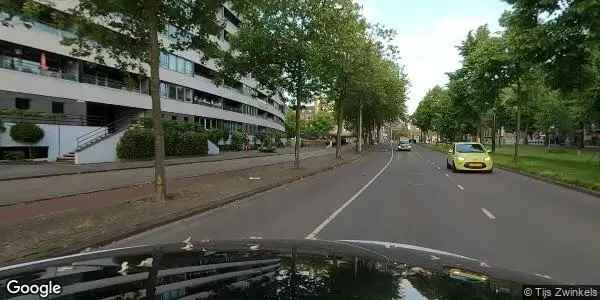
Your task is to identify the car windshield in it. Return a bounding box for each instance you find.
[400,141,409,144]
[456,144,485,153]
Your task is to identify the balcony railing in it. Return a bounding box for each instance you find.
[0,55,78,81]
[0,112,106,127]
[0,56,284,127]
[80,74,147,94]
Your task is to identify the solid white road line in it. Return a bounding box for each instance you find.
[305,149,394,240]
[457,184,465,191]
[481,208,496,220]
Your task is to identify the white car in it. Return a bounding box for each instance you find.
[397,140,412,151]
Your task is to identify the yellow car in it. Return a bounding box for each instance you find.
[446,142,493,173]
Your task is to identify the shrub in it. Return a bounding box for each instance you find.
[117,128,154,159]
[117,128,208,159]
[164,131,184,156]
[10,123,44,143]
[207,129,227,144]
[179,131,208,156]
[231,130,246,151]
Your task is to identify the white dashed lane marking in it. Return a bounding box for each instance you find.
[481,208,496,220]
[457,184,465,191]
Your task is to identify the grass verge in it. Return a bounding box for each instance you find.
[424,143,600,192]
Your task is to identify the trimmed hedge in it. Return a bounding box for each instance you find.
[116,129,154,159]
[10,123,44,143]
[117,128,208,160]
[180,131,208,156]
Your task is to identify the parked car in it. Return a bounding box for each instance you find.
[446,142,493,173]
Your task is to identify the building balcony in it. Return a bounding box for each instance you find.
[0,67,285,131]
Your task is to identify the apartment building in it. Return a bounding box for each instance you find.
[0,1,286,163]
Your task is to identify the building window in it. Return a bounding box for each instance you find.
[185,89,193,102]
[160,82,168,98]
[194,116,200,123]
[183,116,189,122]
[176,86,185,101]
[177,57,185,73]
[160,52,169,68]
[223,30,231,42]
[15,98,30,110]
[168,54,177,71]
[169,85,177,99]
[185,61,193,75]
[161,52,193,76]
[195,64,216,79]
[171,115,177,121]
[52,102,64,114]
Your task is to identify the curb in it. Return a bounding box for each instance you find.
[420,144,600,198]
[0,149,335,208]
[5,152,365,264]
[0,151,297,182]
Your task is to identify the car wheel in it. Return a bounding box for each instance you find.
[451,161,458,173]
[446,160,451,169]
[486,168,493,174]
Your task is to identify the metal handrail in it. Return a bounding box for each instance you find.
[76,112,139,150]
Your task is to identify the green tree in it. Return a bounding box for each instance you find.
[314,1,369,156]
[63,0,224,201]
[502,0,600,152]
[284,110,305,139]
[305,111,334,139]
[222,0,346,168]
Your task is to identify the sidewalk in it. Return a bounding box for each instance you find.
[0,145,325,181]
[0,146,362,265]
[0,146,333,206]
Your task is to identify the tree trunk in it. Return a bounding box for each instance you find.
[357,101,363,153]
[294,94,302,169]
[491,112,496,152]
[525,124,530,145]
[478,118,483,143]
[149,23,167,202]
[578,122,585,149]
[335,99,343,159]
[376,123,381,143]
[514,79,521,162]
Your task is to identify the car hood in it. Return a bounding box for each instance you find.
[0,239,554,299]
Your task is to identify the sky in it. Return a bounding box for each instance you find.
[357,0,510,113]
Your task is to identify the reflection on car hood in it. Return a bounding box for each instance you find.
[0,239,554,299]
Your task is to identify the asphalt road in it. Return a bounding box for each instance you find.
[111,144,600,284]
